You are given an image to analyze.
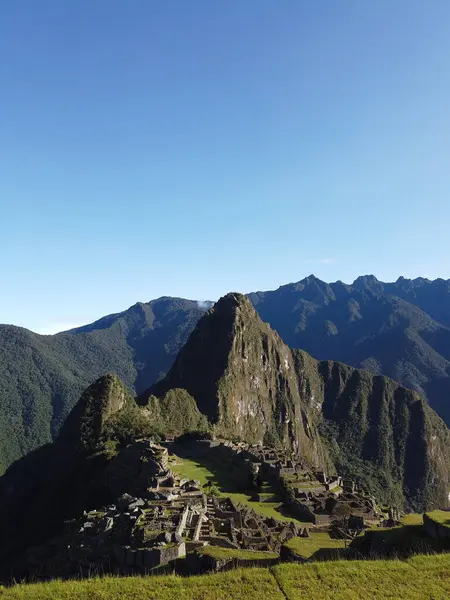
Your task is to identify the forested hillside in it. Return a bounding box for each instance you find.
[1,275,450,473]
[0,298,205,472]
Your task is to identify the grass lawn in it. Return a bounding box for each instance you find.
[283,531,348,560]
[274,554,450,599]
[426,510,450,527]
[170,453,310,525]
[4,555,450,599]
[361,517,450,556]
[0,569,285,600]
[400,513,423,526]
[197,546,278,560]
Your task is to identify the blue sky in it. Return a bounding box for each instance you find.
[1,1,449,333]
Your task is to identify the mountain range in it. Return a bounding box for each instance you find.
[1,292,448,578]
[1,274,450,473]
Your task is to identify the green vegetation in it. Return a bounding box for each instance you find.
[359,513,450,557]
[3,555,450,599]
[102,397,155,448]
[143,389,209,437]
[1,278,450,513]
[248,274,450,427]
[284,532,348,560]
[275,554,450,599]
[0,569,284,600]
[426,511,450,527]
[147,292,450,510]
[197,546,278,560]
[400,513,424,526]
[3,275,450,479]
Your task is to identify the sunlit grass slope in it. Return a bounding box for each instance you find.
[3,555,450,600]
[170,453,308,524]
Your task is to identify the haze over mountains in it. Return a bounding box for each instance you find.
[1,274,450,474]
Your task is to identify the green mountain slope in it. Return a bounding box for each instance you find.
[0,298,205,472]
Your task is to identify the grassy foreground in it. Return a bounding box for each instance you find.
[3,554,450,599]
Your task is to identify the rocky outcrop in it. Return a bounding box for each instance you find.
[0,376,148,574]
[103,439,167,498]
[60,374,133,453]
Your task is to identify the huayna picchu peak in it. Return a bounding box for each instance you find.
[141,292,327,466]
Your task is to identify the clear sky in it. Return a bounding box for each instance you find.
[1,1,449,333]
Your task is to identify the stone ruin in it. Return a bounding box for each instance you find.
[185,438,388,533]
[26,441,302,575]
[23,437,392,576]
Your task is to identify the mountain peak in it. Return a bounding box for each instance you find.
[211,292,254,317]
[142,293,325,462]
[352,274,383,291]
[60,373,132,453]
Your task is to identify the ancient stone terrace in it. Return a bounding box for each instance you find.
[179,438,385,531]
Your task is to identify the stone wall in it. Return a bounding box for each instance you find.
[114,542,186,571]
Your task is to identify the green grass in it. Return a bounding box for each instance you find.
[170,453,310,525]
[361,518,450,557]
[0,569,284,600]
[3,555,450,599]
[170,454,214,486]
[284,532,348,560]
[426,510,450,527]
[400,513,423,526]
[274,554,450,599]
[197,546,278,560]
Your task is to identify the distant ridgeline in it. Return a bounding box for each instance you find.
[1,275,450,475]
[0,294,449,575]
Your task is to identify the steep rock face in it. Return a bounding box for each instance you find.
[144,294,327,466]
[313,359,450,509]
[248,275,450,425]
[144,293,450,510]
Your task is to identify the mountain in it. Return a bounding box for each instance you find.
[141,293,450,510]
[141,293,328,466]
[1,275,450,473]
[0,295,449,578]
[248,275,450,424]
[0,298,206,472]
